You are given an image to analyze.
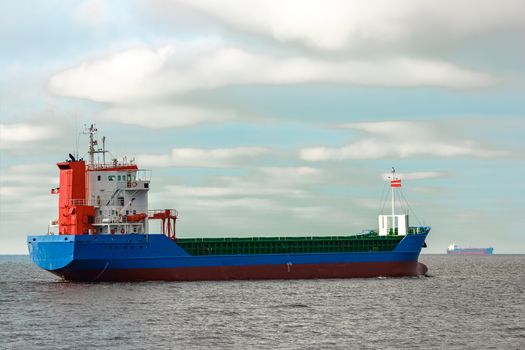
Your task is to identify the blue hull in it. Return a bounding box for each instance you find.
[27,233,428,281]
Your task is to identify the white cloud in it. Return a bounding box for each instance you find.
[176,0,525,51]
[49,45,497,105]
[300,121,508,161]
[258,166,323,185]
[136,146,269,167]
[381,171,445,181]
[0,164,59,215]
[288,205,350,222]
[176,0,407,50]
[0,124,56,149]
[182,197,278,209]
[98,104,237,128]
[259,166,320,177]
[49,46,175,103]
[165,166,322,197]
[165,184,306,198]
[0,164,57,185]
[75,0,110,27]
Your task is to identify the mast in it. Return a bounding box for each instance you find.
[379,168,405,236]
[83,124,107,166]
[102,136,106,164]
[86,124,97,166]
[391,167,396,234]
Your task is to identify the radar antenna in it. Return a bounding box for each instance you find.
[81,124,108,165]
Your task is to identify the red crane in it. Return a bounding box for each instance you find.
[148,209,178,238]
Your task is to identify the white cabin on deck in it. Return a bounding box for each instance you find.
[378,214,408,236]
[86,163,151,235]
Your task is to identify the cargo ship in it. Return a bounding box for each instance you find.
[28,125,430,281]
[447,244,493,256]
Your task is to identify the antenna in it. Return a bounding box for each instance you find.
[77,124,109,166]
[88,124,97,165]
[75,116,79,160]
[102,136,106,164]
[80,124,98,165]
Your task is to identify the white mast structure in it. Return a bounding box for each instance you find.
[378,167,408,236]
[82,124,107,167]
[391,167,396,233]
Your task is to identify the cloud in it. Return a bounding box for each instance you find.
[153,165,346,228]
[0,124,56,149]
[98,104,238,128]
[136,146,269,167]
[183,197,277,209]
[381,171,445,181]
[49,45,497,105]
[165,184,306,198]
[163,166,321,199]
[49,46,175,103]
[259,166,320,176]
[258,166,323,185]
[175,0,525,51]
[0,164,57,185]
[75,0,110,27]
[0,164,58,214]
[382,171,446,181]
[299,121,509,161]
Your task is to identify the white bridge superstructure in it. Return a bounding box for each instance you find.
[49,124,178,237]
[86,165,151,234]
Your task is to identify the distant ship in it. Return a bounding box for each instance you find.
[447,244,493,256]
[27,125,430,282]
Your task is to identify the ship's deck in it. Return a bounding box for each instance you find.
[175,232,408,256]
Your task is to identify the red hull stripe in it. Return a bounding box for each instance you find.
[58,261,428,282]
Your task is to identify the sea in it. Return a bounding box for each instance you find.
[1,255,524,350]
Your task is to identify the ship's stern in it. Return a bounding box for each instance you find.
[27,235,75,276]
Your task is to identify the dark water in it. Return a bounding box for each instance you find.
[1,255,524,350]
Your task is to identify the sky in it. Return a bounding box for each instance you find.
[0,0,524,254]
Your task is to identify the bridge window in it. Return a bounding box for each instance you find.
[108,175,115,181]
[97,175,101,181]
